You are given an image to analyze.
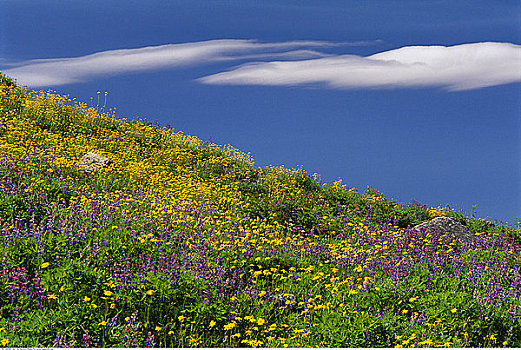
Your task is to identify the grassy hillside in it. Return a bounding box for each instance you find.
[0,72,520,347]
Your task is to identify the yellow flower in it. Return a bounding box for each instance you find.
[450,308,457,313]
[178,315,185,322]
[47,293,58,300]
[103,290,113,296]
[231,333,241,338]
[168,330,175,335]
[110,303,116,309]
[259,291,267,297]
[83,296,91,302]
[99,321,107,326]
[409,297,418,302]
[401,309,408,314]
[146,289,155,296]
[155,326,162,331]
[91,303,98,308]
[40,262,50,269]
[257,318,265,325]
[188,336,201,346]
[1,338,9,346]
[224,321,236,330]
[209,320,216,328]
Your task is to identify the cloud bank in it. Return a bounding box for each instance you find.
[2,40,520,91]
[1,39,347,87]
[200,42,521,91]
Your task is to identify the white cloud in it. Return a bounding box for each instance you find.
[199,42,521,91]
[2,39,355,87]
[4,40,519,91]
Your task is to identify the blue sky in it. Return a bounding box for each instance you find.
[2,0,520,224]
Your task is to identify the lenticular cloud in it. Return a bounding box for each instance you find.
[3,40,520,91]
[1,39,345,87]
[199,42,521,91]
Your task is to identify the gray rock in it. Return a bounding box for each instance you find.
[79,152,112,171]
[272,293,297,310]
[413,216,475,243]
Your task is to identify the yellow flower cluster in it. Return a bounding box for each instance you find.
[0,85,255,234]
[428,206,447,218]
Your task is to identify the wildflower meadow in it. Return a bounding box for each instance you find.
[0,73,520,347]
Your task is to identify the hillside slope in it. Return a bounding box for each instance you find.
[0,73,520,347]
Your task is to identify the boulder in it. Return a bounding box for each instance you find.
[272,293,297,310]
[79,152,112,171]
[413,216,475,243]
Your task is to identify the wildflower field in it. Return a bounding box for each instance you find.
[0,73,520,347]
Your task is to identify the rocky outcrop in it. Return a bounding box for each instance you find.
[79,152,112,171]
[413,216,475,243]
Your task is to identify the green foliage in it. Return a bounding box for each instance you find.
[1,73,520,347]
[390,202,432,228]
